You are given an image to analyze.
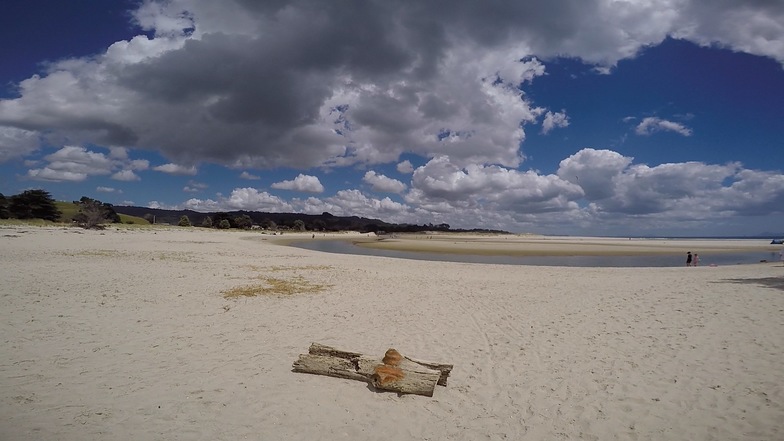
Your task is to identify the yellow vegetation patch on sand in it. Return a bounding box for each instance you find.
[222,276,330,298]
[265,264,333,272]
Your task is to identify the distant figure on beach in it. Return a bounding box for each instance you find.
[686,251,693,267]
[693,253,700,266]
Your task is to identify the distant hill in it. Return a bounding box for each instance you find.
[112,206,507,234]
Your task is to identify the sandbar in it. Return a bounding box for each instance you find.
[353,233,779,256]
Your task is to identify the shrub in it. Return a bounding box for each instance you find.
[72,196,120,228]
[234,214,252,229]
[261,218,276,230]
[213,212,234,228]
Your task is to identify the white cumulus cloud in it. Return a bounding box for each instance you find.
[271,174,325,193]
[183,180,208,193]
[397,160,414,174]
[635,117,693,136]
[239,171,260,180]
[183,188,294,213]
[363,171,407,194]
[0,127,39,162]
[112,170,141,181]
[26,168,88,182]
[408,155,583,214]
[153,163,198,175]
[541,111,570,134]
[24,145,148,182]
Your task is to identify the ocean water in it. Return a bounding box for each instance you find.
[290,239,782,268]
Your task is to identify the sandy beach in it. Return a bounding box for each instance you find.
[1,226,782,440]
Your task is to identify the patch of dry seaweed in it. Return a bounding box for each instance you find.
[243,264,333,272]
[222,276,330,298]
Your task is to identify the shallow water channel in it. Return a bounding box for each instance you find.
[289,239,780,267]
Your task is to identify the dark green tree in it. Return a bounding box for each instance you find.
[178,215,192,227]
[0,193,8,219]
[364,223,380,233]
[201,216,213,228]
[293,219,306,231]
[102,202,121,223]
[233,214,252,229]
[9,189,61,221]
[212,212,235,228]
[312,219,327,231]
[260,218,276,230]
[217,219,231,229]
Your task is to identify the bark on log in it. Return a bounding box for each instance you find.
[292,342,453,397]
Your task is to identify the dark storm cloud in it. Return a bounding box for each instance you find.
[2,0,783,170]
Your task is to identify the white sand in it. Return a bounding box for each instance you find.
[1,226,782,440]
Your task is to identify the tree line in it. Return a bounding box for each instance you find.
[0,190,120,228]
[123,206,503,234]
[174,213,309,231]
[2,190,507,234]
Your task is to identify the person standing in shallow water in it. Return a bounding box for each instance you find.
[693,253,700,266]
[686,251,693,267]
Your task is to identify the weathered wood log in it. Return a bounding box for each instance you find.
[369,354,442,397]
[304,342,453,386]
[292,343,453,397]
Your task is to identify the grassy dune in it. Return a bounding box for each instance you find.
[53,201,79,220]
[117,213,150,225]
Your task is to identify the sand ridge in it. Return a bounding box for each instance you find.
[1,226,782,440]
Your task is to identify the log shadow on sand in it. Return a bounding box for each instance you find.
[719,277,784,291]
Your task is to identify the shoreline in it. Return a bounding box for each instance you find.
[269,231,781,258]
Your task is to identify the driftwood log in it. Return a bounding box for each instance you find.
[292,343,453,397]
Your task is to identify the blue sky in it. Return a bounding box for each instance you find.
[1,0,782,236]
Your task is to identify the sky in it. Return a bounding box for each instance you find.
[1,0,783,236]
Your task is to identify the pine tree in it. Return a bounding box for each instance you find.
[9,190,61,221]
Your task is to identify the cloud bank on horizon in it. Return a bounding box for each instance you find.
[1,0,783,235]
